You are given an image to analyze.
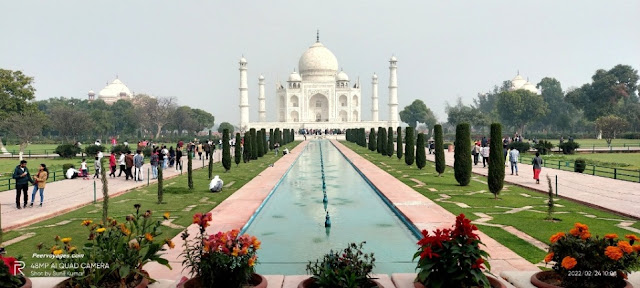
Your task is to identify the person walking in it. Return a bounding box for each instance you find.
[274,142,280,156]
[80,158,89,180]
[109,152,117,177]
[169,146,175,167]
[176,148,183,172]
[125,151,134,180]
[509,147,520,176]
[472,142,480,165]
[30,163,48,207]
[93,156,101,179]
[532,152,543,184]
[480,145,490,168]
[12,160,34,209]
[118,151,126,177]
[134,149,144,181]
[150,149,159,179]
[197,142,203,160]
[204,141,211,160]
[161,146,169,169]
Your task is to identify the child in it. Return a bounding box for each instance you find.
[81,158,89,179]
[93,156,101,179]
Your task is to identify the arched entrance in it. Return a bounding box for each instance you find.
[308,93,329,122]
[290,111,299,122]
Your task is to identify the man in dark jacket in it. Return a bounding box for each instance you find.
[12,160,35,209]
[125,151,134,180]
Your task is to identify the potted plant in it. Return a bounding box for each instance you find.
[300,242,382,288]
[0,248,31,288]
[179,212,266,288]
[414,213,506,288]
[533,222,639,288]
[40,204,173,288]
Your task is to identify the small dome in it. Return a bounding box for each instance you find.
[240,56,247,64]
[288,71,302,82]
[522,82,538,93]
[336,70,349,81]
[390,56,397,62]
[98,78,132,103]
[258,74,264,80]
[372,73,378,79]
[511,74,527,89]
[298,42,339,80]
[88,90,95,96]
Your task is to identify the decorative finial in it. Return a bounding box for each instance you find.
[316,29,319,43]
[517,69,520,75]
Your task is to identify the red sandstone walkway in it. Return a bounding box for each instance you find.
[425,149,640,219]
[0,151,215,232]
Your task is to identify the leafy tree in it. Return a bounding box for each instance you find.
[250,128,257,160]
[595,115,629,147]
[0,69,37,120]
[387,127,394,157]
[535,77,578,132]
[488,123,504,199]
[222,129,231,172]
[135,95,177,139]
[368,128,376,151]
[110,99,138,135]
[446,98,489,129]
[399,99,438,128]
[404,127,415,166]
[171,106,199,135]
[454,123,471,186]
[378,127,387,155]
[218,122,235,135]
[234,133,241,167]
[290,129,294,142]
[49,105,95,143]
[416,133,426,170]
[434,124,445,176]
[191,108,215,134]
[496,89,547,134]
[396,127,403,160]
[1,112,47,154]
[243,131,251,163]
[472,80,511,124]
[273,128,280,148]
[188,150,193,190]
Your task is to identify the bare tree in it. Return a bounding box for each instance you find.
[0,112,48,154]
[135,95,177,139]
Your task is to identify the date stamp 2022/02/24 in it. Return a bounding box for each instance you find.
[567,270,617,277]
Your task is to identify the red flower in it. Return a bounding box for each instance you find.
[419,246,440,259]
[471,258,485,269]
[1,255,18,275]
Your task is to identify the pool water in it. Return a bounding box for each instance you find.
[243,140,419,275]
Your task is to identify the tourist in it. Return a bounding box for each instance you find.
[169,146,175,167]
[117,151,126,177]
[123,140,129,148]
[532,152,543,184]
[150,148,159,179]
[93,156,101,179]
[134,150,144,181]
[176,148,183,172]
[125,151,134,180]
[509,147,520,176]
[111,137,117,147]
[12,160,35,209]
[95,139,101,146]
[481,145,490,168]
[30,164,48,207]
[472,142,480,165]
[274,142,280,156]
[162,145,169,169]
[66,167,80,179]
[80,158,89,179]
[197,142,203,160]
[209,175,224,192]
[481,136,488,147]
[109,151,117,177]
[283,147,289,155]
[97,150,104,162]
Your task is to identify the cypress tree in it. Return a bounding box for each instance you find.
[263,128,268,153]
[188,150,193,189]
[222,128,231,171]
[208,143,213,179]
[376,127,383,153]
[396,126,403,160]
[290,129,295,143]
[416,133,426,170]
[243,131,251,163]
[282,129,287,144]
[434,124,445,176]
[361,128,367,147]
[369,128,376,151]
[379,128,387,155]
[454,123,471,186]
[387,127,394,157]
[250,128,258,160]
[256,130,264,157]
[234,132,241,167]
[269,129,274,150]
[405,127,415,166]
[488,123,505,199]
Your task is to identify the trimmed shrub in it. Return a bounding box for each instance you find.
[488,123,504,199]
[396,127,403,160]
[85,144,105,157]
[574,159,586,173]
[243,131,251,163]
[250,128,258,160]
[290,129,294,143]
[55,144,81,158]
[263,129,269,154]
[110,144,128,155]
[379,128,387,155]
[434,125,445,176]
[508,141,531,154]
[369,128,376,151]
[559,141,580,154]
[222,129,231,171]
[416,133,426,170]
[405,127,415,166]
[387,127,394,157]
[377,127,383,154]
[142,146,152,157]
[533,140,554,155]
[621,132,640,139]
[234,133,241,166]
[256,130,264,157]
[269,129,274,150]
[454,123,471,186]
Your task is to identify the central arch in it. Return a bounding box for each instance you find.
[308,93,329,122]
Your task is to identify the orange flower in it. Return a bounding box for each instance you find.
[163,212,170,220]
[625,234,640,242]
[544,252,554,263]
[604,234,618,240]
[253,239,261,250]
[550,232,565,243]
[580,231,591,240]
[569,222,589,237]
[240,246,249,256]
[248,255,257,267]
[633,245,640,252]
[561,256,577,269]
[231,247,240,257]
[145,233,154,242]
[81,220,93,226]
[164,239,175,249]
[605,246,624,260]
[618,241,633,253]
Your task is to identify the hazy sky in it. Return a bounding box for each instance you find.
[1,1,638,124]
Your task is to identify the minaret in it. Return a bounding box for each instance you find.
[371,73,379,122]
[239,56,249,130]
[388,56,399,127]
[258,74,266,122]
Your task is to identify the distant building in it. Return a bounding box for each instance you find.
[509,72,539,94]
[88,78,134,104]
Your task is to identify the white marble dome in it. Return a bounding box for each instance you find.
[522,82,538,93]
[298,42,339,81]
[336,70,349,81]
[511,74,527,89]
[98,79,132,104]
[288,71,302,82]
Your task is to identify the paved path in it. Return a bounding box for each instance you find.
[425,149,640,219]
[0,151,217,231]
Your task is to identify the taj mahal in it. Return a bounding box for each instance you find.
[239,34,399,132]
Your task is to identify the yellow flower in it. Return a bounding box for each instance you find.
[164,239,175,249]
[163,212,170,220]
[561,256,577,269]
[68,246,77,253]
[232,247,240,257]
[618,241,633,254]
[96,228,106,233]
[81,220,93,226]
[145,233,154,242]
[61,237,72,244]
[248,255,257,267]
[544,252,554,263]
[52,249,63,255]
[50,245,58,253]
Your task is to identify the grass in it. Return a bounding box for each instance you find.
[535,138,640,148]
[343,142,639,265]
[1,142,299,276]
[518,152,640,182]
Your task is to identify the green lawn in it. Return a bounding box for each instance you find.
[536,138,640,148]
[1,142,299,275]
[1,144,60,155]
[518,152,640,182]
[343,142,639,265]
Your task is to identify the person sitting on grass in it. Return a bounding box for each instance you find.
[66,166,80,179]
[283,147,289,155]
